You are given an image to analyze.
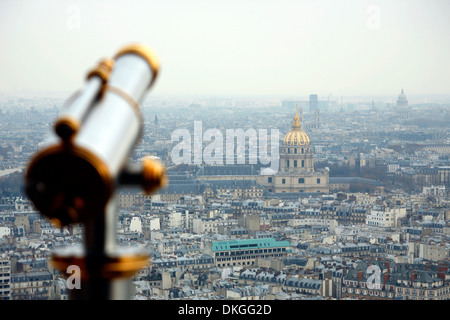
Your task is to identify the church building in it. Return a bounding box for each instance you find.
[258,106,329,193]
[195,106,329,196]
[396,88,409,119]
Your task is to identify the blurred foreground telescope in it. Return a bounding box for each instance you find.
[25,43,167,299]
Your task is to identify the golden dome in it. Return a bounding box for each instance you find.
[283,105,310,146]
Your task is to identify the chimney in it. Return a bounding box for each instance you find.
[383,272,389,284]
[357,270,363,284]
[437,272,446,285]
[438,262,447,272]
[410,270,417,286]
[381,272,389,290]
[438,263,447,284]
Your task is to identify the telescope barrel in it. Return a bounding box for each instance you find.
[25,44,160,227]
[74,50,153,174]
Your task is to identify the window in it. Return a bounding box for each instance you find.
[294,160,297,167]
[298,178,304,184]
[268,177,272,183]
[301,160,304,167]
[282,179,286,184]
[294,148,297,154]
[287,160,290,167]
[317,178,321,184]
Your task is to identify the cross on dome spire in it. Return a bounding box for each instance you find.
[292,104,301,129]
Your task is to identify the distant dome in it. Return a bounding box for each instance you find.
[397,89,408,107]
[283,105,310,146]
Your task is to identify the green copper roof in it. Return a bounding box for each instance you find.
[212,238,291,252]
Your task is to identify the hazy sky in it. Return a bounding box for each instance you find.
[0,0,449,97]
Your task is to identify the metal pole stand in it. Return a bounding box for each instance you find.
[51,197,149,300]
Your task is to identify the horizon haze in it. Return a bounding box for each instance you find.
[0,0,449,97]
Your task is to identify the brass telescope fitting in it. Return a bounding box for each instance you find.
[54,58,115,141]
[86,58,115,84]
[114,43,160,89]
[118,157,168,196]
[52,252,150,280]
[54,116,81,142]
[25,143,113,226]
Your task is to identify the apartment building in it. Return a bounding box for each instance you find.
[192,217,237,235]
[0,259,11,300]
[366,206,407,228]
[10,270,54,300]
[342,261,450,300]
[152,254,215,271]
[208,238,291,268]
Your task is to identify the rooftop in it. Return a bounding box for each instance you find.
[212,237,291,252]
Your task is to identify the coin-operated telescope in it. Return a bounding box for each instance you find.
[25,44,167,300]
